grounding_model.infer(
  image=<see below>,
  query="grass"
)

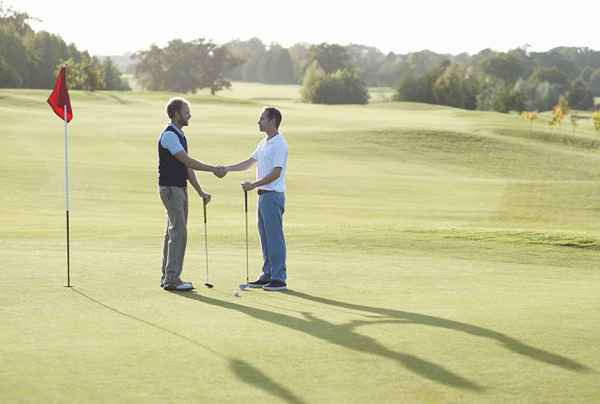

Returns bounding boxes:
[1,87,600,403]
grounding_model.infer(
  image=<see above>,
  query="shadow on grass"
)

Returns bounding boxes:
[71,288,306,404]
[229,359,305,404]
[177,291,485,392]
[284,290,591,373]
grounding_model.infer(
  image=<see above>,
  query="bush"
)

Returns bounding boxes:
[300,61,324,102]
[394,75,433,103]
[302,66,369,105]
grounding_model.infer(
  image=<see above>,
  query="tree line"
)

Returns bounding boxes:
[223,38,449,88]
[394,47,600,112]
[216,38,600,110]
[3,4,600,111]
[0,4,129,90]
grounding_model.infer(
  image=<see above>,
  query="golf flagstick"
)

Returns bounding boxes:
[64,103,71,287]
[203,199,213,288]
[47,66,73,287]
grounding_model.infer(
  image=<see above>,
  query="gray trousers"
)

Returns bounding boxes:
[159,186,188,285]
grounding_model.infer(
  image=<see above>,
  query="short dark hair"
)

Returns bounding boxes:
[166,97,189,119]
[264,107,282,128]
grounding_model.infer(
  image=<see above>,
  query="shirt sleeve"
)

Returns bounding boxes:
[271,142,288,168]
[160,131,184,155]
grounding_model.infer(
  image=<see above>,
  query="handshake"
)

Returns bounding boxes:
[212,165,228,179]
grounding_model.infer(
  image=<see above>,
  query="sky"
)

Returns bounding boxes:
[8,0,599,56]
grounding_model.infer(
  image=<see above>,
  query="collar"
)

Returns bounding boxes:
[266,132,281,143]
[167,123,184,136]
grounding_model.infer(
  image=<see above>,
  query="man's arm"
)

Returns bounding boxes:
[242,167,282,191]
[187,168,211,203]
[174,150,216,172]
[224,158,256,172]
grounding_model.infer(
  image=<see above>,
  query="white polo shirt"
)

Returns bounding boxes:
[251,133,288,192]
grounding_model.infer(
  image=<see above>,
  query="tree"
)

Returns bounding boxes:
[23,30,70,88]
[258,44,295,84]
[394,60,450,104]
[102,58,130,91]
[224,37,266,82]
[481,53,527,84]
[568,79,593,110]
[300,61,325,102]
[376,52,404,87]
[200,44,242,95]
[0,3,35,36]
[61,53,105,91]
[133,44,166,91]
[530,49,577,81]
[0,26,27,87]
[529,66,569,91]
[346,44,386,86]
[590,69,600,97]
[578,66,595,84]
[0,4,130,91]
[288,43,310,83]
[0,55,21,87]
[307,43,351,74]
[432,64,479,109]
[476,78,526,113]
[549,96,569,127]
[134,38,240,94]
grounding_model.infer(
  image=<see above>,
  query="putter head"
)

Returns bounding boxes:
[204,283,214,288]
[239,284,250,291]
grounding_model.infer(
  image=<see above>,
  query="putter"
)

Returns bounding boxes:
[239,190,250,291]
[203,199,213,288]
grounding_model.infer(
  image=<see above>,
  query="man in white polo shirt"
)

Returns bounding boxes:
[222,107,289,291]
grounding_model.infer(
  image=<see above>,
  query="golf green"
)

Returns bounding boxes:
[1,86,599,403]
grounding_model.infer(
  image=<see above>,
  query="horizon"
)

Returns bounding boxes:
[8,0,599,56]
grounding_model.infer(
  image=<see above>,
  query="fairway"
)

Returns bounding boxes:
[1,86,600,403]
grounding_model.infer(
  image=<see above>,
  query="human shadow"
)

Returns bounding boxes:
[284,290,591,373]
[71,288,306,404]
[229,359,306,404]
[177,291,484,392]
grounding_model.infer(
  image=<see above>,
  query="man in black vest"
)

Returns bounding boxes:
[158,97,225,291]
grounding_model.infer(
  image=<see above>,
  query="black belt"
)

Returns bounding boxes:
[257,189,275,195]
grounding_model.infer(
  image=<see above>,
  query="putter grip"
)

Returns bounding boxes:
[203,200,207,223]
[244,190,248,212]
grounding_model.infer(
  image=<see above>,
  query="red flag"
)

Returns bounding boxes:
[47,66,73,122]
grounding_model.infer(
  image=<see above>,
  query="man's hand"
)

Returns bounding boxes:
[213,166,227,179]
[199,191,211,204]
[241,181,255,192]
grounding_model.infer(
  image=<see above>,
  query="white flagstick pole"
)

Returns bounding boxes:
[64,103,71,287]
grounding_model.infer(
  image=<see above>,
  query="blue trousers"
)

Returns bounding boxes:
[257,192,286,282]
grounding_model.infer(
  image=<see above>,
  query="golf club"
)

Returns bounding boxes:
[239,189,250,291]
[203,199,213,288]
